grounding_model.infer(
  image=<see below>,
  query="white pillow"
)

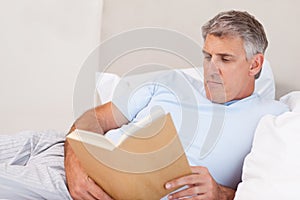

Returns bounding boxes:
[234,92,300,200]
[280,91,300,112]
[255,60,275,100]
[96,72,121,104]
[96,59,275,103]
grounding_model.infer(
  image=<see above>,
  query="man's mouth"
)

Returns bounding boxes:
[206,80,222,85]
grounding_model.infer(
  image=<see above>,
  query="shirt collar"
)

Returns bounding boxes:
[223,99,239,106]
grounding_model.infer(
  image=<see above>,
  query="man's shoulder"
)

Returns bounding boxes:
[230,94,288,116]
[253,95,289,115]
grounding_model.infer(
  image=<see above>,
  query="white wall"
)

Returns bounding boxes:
[0,0,102,134]
[101,0,300,98]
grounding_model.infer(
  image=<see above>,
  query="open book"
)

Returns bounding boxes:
[66,113,191,200]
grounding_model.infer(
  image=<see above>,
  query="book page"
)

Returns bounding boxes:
[67,129,116,151]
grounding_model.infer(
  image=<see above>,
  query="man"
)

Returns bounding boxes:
[65,10,288,200]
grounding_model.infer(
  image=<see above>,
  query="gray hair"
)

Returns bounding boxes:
[202,10,268,78]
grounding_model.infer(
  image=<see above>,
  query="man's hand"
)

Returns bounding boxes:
[165,166,235,200]
[65,103,128,200]
[65,141,113,200]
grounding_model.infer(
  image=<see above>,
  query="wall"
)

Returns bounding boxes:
[0,0,103,134]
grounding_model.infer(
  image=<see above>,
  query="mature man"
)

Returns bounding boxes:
[65,10,288,200]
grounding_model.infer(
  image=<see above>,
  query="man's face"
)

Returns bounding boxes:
[202,34,254,103]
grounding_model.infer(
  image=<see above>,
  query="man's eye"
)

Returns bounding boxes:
[204,56,211,60]
[222,58,230,62]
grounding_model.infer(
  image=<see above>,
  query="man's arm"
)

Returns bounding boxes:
[65,102,128,200]
[165,166,235,200]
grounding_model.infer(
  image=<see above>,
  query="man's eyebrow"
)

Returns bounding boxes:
[202,50,211,56]
[217,53,235,57]
[202,50,235,58]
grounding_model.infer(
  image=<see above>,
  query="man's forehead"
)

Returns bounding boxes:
[202,34,245,55]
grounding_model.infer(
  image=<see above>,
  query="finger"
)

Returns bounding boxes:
[87,176,113,200]
[191,166,208,174]
[70,177,99,200]
[165,174,204,189]
[71,189,97,200]
[168,186,205,200]
[83,191,99,200]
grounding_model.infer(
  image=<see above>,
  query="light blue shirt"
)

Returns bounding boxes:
[107,70,288,190]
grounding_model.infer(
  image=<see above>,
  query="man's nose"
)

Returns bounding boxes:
[206,58,219,73]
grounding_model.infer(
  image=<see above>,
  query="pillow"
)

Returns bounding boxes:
[255,60,275,100]
[96,72,121,104]
[96,59,275,104]
[279,91,300,112]
[234,92,300,200]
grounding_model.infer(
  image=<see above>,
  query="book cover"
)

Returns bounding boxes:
[66,113,191,200]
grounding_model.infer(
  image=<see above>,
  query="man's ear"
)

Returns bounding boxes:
[249,53,264,77]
